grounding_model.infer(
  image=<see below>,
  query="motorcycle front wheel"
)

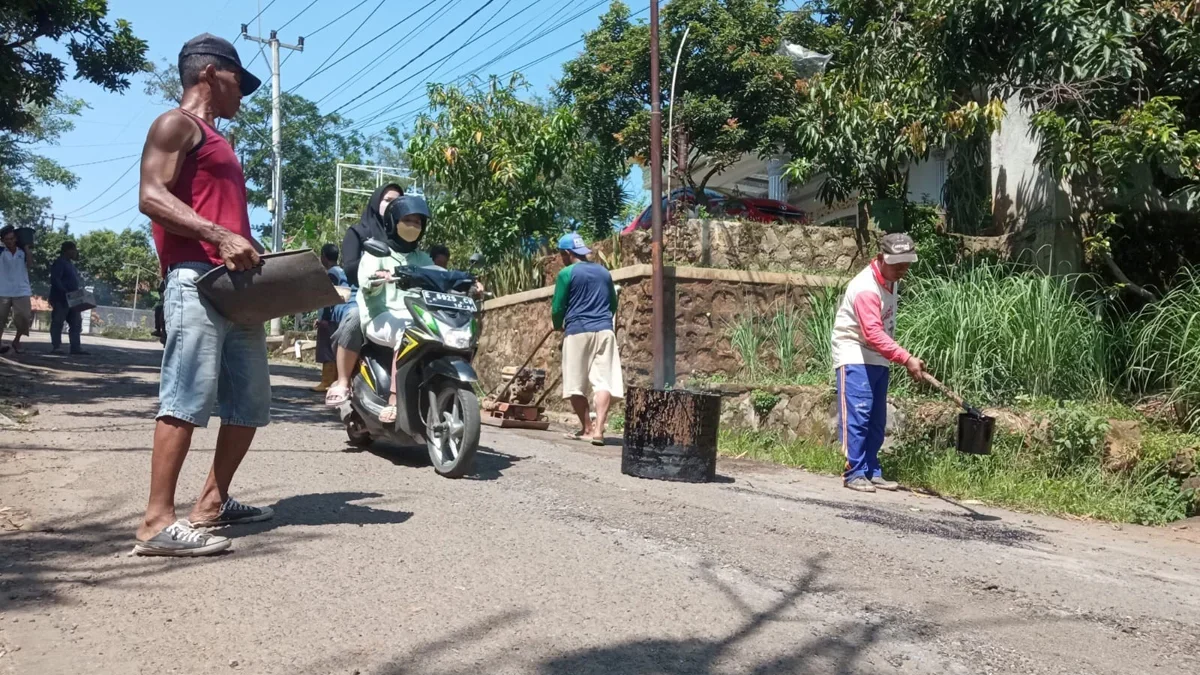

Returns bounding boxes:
[425,381,480,478]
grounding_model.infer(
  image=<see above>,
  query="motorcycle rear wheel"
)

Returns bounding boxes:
[425,382,480,478]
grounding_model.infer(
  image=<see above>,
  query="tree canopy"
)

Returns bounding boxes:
[1,1,146,133]
[406,76,581,261]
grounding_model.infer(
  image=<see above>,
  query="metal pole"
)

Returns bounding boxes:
[269,31,283,336]
[649,0,667,390]
[665,24,691,211]
[334,163,342,237]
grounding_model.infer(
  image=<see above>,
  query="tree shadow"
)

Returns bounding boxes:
[727,486,1042,547]
[0,498,319,611]
[218,491,413,538]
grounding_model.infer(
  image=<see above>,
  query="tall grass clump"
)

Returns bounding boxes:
[770,306,805,378]
[487,250,545,297]
[802,287,841,377]
[727,314,768,381]
[1130,269,1200,431]
[897,262,1114,404]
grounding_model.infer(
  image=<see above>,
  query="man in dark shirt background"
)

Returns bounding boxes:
[551,233,623,446]
[49,241,86,355]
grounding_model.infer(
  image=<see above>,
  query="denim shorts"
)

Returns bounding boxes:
[157,263,271,428]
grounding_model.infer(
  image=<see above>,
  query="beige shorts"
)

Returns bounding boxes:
[562,329,624,400]
[0,296,32,337]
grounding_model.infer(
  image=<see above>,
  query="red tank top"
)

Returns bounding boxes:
[151,109,253,274]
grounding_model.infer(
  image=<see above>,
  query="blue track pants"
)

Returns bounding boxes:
[837,364,890,481]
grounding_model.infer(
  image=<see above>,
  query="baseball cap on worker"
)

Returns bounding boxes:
[557,232,591,256]
[880,233,918,265]
[179,33,262,97]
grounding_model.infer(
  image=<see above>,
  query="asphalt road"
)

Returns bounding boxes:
[1,333,1199,675]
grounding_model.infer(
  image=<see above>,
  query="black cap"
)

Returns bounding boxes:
[179,33,262,97]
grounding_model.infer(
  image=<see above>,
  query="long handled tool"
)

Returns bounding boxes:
[920,371,994,455]
[921,372,982,418]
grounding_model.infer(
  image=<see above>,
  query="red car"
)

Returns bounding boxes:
[718,195,809,224]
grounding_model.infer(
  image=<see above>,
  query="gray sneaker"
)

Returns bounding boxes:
[844,477,877,493]
[133,520,231,557]
[870,476,900,491]
[192,497,274,528]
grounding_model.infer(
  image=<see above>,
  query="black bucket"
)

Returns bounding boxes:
[956,412,995,455]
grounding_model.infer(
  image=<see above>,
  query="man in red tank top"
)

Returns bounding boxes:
[133,35,274,556]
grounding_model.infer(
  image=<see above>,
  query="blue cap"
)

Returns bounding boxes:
[557,232,591,256]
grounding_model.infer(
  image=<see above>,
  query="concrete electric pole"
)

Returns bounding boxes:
[241,25,304,336]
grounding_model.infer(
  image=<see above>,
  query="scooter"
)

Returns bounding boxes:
[338,239,483,478]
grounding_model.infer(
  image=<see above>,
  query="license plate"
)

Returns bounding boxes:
[423,291,475,312]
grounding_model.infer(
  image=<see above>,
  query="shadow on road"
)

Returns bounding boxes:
[0,499,317,610]
[362,444,524,481]
[329,552,939,675]
[222,491,413,538]
[727,486,1042,547]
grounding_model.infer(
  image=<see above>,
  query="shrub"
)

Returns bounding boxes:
[802,287,841,378]
[750,390,781,417]
[1130,269,1200,431]
[896,262,1115,404]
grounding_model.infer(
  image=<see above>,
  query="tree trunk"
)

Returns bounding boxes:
[622,387,722,483]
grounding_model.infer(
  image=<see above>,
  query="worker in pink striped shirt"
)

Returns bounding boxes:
[830,233,925,493]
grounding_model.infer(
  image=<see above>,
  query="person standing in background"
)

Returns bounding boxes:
[551,233,622,447]
[0,225,33,356]
[830,233,925,493]
[313,243,349,393]
[429,244,450,270]
[49,240,87,355]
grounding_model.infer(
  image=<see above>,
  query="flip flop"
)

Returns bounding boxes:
[563,431,587,441]
[591,437,606,447]
[324,385,350,407]
[380,406,397,424]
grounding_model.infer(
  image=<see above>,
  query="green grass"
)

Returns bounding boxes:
[100,326,155,341]
[718,427,1194,525]
[895,262,1115,404]
[1130,269,1200,431]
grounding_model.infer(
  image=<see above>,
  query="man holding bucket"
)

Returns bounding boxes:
[830,233,925,493]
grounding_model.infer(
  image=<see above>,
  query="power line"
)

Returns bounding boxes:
[355,0,624,131]
[339,0,549,121]
[71,202,139,225]
[330,0,500,115]
[314,0,470,107]
[278,0,321,31]
[245,0,279,26]
[62,153,141,168]
[286,0,410,94]
[64,157,140,216]
[305,0,374,37]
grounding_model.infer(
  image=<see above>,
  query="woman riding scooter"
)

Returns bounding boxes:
[357,195,437,423]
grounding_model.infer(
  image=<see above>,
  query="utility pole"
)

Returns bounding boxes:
[649,0,667,390]
[241,25,304,336]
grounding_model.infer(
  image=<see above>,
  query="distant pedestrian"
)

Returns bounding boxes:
[830,233,925,493]
[552,232,622,446]
[0,225,32,356]
[313,243,348,393]
[429,244,450,270]
[133,34,271,556]
[49,240,87,355]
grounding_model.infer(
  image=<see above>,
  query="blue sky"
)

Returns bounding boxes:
[35,0,647,234]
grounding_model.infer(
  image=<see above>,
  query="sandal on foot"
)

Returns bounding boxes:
[132,520,230,557]
[192,498,274,528]
[591,436,606,446]
[324,385,350,407]
[563,431,588,441]
[380,406,397,424]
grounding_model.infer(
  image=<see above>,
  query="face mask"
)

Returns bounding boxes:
[395,220,423,243]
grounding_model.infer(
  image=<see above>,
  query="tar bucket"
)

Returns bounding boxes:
[957,412,995,455]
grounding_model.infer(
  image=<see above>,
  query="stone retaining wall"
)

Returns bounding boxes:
[476,265,845,411]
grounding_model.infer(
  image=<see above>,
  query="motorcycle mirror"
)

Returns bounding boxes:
[468,252,484,268]
[362,238,391,258]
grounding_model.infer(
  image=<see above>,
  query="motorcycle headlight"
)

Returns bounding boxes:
[441,325,473,350]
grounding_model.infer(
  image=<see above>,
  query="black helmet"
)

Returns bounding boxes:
[384,195,430,252]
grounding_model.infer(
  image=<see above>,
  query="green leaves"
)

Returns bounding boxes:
[406,76,580,261]
[1,1,148,133]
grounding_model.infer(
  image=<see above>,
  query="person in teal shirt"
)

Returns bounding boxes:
[357,195,436,423]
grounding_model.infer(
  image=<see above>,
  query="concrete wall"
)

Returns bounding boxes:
[476,265,845,410]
